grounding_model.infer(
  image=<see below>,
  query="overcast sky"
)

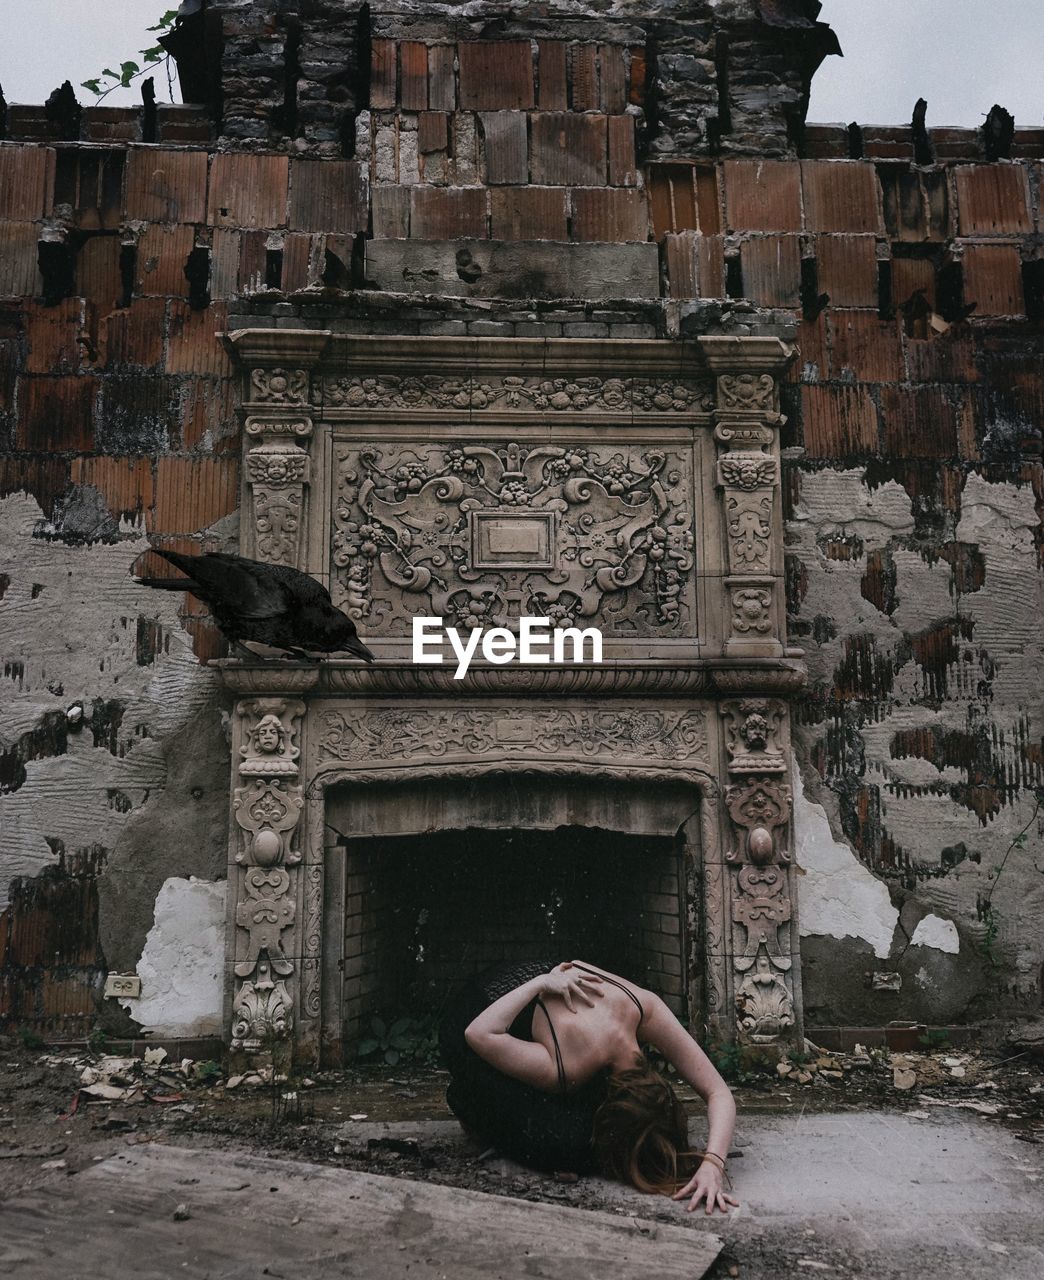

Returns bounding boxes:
[0,1,1040,128]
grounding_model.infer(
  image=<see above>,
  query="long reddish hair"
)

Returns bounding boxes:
[591,1056,699,1194]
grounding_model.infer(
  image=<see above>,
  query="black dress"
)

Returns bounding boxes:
[439,959,611,1173]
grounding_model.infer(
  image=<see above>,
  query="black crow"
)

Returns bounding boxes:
[136,549,374,662]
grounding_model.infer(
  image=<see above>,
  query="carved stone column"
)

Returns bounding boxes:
[719,698,803,1048]
[699,337,793,660]
[226,674,319,1061]
[229,333,330,573]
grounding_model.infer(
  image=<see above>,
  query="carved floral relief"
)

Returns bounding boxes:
[317,706,707,765]
[330,442,697,638]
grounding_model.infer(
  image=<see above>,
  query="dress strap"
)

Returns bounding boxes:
[534,997,568,1093]
[571,962,645,1022]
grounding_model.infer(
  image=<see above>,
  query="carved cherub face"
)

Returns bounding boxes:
[741,713,769,750]
[254,715,285,755]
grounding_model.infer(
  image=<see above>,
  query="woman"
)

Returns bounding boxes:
[439,959,738,1214]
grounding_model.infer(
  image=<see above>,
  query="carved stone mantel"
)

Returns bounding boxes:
[222,331,805,1066]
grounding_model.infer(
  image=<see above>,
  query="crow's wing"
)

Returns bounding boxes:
[175,552,297,619]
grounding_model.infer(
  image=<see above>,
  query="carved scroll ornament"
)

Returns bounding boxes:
[331,442,696,638]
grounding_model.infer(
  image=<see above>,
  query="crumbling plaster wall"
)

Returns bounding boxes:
[788,466,1043,1022]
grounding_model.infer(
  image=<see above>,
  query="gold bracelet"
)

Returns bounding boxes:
[692,1150,732,1190]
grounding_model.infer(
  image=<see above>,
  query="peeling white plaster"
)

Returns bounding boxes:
[794,767,899,959]
[0,493,219,906]
[910,914,960,954]
[791,468,915,549]
[120,876,226,1036]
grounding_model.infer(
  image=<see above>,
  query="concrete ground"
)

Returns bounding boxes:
[1,1108,1041,1279]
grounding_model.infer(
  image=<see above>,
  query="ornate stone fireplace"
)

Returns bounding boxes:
[217,331,805,1067]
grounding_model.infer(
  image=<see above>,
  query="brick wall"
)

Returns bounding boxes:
[1,8,1041,1035]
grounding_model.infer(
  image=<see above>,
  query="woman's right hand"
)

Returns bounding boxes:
[539,962,605,1012]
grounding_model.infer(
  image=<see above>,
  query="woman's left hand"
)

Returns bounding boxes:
[539,963,605,1012]
[672,1161,740,1215]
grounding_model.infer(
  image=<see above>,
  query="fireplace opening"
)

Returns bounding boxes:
[337,823,693,1051]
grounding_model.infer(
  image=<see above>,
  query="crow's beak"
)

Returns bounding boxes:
[342,637,375,663]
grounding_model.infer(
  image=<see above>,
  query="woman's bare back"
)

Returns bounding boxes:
[529,962,646,1089]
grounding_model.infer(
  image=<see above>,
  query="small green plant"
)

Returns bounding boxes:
[17,1025,45,1051]
[917,1028,951,1051]
[786,1047,813,1067]
[81,11,178,100]
[357,1014,439,1067]
[194,1059,224,1085]
[709,1040,769,1087]
[86,1026,108,1055]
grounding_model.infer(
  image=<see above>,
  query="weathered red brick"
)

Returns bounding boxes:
[371,40,397,110]
[724,160,802,233]
[208,154,289,228]
[53,148,125,232]
[829,311,905,382]
[571,44,599,112]
[16,376,96,451]
[458,42,534,110]
[801,161,882,233]
[571,188,648,242]
[0,223,42,296]
[76,236,124,311]
[664,232,725,299]
[599,45,627,114]
[71,455,154,519]
[879,386,959,458]
[490,187,568,240]
[530,113,606,186]
[181,378,237,451]
[905,329,979,385]
[410,187,487,238]
[100,299,167,369]
[166,301,232,377]
[281,234,314,291]
[152,456,240,534]
[0,146,54,221]
[955,164,1032,234]
[400,41,429,111]
[890,256,936,309]
[124,147,208,223]
[428,45,456,112]
[608,115,637,187]
[739,237,802,307]
[372,187,411,238]
[628,47,646,107]
[135,224,196,298]
[801,385,878,457]
[961,244,1025,316]
[289,160,368,233]
[537,41,568,110]
[24,299,84,375]
[418,112,449,154]
[481,113,529,185]
[790,315,829,382]
[0,455,69,514]
[84,107,140,144]
[815,235,879,308]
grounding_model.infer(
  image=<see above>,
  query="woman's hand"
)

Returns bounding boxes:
[672,1160,740,1215]
[539,962,605,1012]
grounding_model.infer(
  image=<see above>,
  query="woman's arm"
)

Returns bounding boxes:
[638,991,739,1214]
[464,965,604,1090]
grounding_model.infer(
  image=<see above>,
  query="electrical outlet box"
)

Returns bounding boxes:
[104,973,142,999]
